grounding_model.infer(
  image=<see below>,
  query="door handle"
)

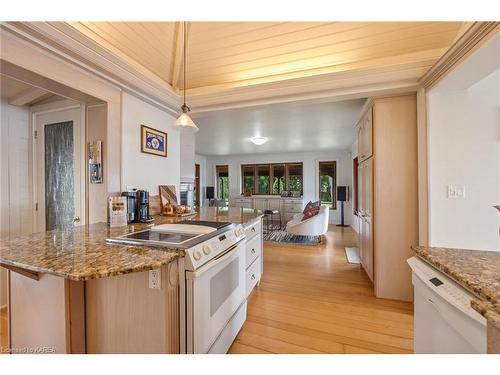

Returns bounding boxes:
[73,216,80,224]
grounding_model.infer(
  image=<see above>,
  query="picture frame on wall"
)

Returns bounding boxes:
[141,124,167,157]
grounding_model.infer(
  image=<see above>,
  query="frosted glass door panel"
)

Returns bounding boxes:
[44,121,75,231]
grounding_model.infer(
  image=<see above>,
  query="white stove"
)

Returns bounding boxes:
[107,220,248,354]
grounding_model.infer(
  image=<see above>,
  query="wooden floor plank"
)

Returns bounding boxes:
[229,225,414,354]
[228,342,273,354]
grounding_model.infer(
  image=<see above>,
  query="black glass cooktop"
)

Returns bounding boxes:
[176,220,231,229]
[123,230,200,244]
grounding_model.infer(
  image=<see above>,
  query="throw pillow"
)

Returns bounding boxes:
[302,206,320,221]
[302,201,313,214]
[311,200,321,208]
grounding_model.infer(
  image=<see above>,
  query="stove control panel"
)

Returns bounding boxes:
[184,224,246,271]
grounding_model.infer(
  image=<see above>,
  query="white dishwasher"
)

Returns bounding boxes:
[407,257,486,354]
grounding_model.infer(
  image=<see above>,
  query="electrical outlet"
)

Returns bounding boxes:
[447,185,466,199]
[149,269,161,290]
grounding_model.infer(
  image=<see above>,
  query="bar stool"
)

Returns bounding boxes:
[264,209,281,233]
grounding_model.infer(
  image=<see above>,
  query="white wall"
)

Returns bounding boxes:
[180,131,195,182]
[428,70,500,251]
[205,150,354,225]
[87,104,108,223]
[0,100,32,307]
[121,92,180,195]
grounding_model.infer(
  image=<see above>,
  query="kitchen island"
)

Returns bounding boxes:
[0,207,263,354]
[413,246,500,354]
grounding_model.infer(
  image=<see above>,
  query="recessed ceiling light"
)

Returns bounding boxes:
[251,136,268,146]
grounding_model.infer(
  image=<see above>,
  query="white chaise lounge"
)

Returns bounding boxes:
[286,205,330,236]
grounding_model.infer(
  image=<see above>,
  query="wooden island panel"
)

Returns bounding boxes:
[86,260,180,354]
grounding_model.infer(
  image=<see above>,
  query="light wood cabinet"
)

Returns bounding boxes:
[358,108,373,162]
[358,158,373,281]
[356,95,418,302]
[359,215,373,281]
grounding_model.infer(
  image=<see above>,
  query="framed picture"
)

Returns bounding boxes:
[141,124,167,157]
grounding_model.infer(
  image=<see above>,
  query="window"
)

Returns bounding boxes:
[271,164,285,195]
[318,161,337,209]
[216,165,229,201]
[287,163,303,194]
[241,163,303,195]
[242,165,255,195]
[256,165,270,194]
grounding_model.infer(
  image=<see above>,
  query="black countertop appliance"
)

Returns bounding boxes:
[122,191,137,223]
[122,190,153,223]
[136,190,154,223]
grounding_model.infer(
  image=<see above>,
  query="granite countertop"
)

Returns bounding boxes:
[0,207,263,281]
[413,246,500,329]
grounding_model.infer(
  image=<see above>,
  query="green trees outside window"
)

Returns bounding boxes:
[318,161,336,209]
[216,165,230,202]
[241,163,303,195]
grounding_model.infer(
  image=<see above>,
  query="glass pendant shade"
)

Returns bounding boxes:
[174,111,199,132]
[173,21,199,132]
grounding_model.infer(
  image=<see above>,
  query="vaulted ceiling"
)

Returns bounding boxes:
[68,21,466,94]
[2,21,470,113]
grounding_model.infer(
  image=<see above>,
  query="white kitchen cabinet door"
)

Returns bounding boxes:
[253,198,268,212]
[267,199,281,211]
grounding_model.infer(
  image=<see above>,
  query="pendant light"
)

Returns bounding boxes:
[174,21,199,132]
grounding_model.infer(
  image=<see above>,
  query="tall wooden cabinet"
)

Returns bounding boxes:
[358,157,373,281]
[356,95,418,302]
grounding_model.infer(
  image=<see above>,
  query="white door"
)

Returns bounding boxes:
[34,106,85,231]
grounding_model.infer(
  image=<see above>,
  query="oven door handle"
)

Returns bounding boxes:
[186,241,244,279]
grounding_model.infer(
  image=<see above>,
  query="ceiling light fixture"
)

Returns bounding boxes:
[174,22,198,132]
[251,136,268,146]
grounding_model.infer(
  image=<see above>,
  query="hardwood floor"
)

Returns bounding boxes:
[229,225,414,354]
[0,307,7,354]
[0,226,413,354]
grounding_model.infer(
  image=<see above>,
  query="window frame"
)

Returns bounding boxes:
[240,162,303,196]
[318,161,337,210]
[215,165,229,201]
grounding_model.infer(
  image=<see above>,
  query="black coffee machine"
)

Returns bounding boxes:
[136,190,153,223]
[122,190,153,223]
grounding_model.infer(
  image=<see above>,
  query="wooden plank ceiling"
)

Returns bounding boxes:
[68,22,466,94]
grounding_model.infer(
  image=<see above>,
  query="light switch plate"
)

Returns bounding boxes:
[447,185,466,199]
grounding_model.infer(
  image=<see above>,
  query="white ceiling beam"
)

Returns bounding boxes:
[171,22,191,91]
[9,86,48,106]
[170,22,182,90]
[3,22,181,115]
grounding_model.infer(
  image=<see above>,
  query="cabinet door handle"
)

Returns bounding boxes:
[251,227,256,232]
[251,274,256,280]
[251,248,256,254]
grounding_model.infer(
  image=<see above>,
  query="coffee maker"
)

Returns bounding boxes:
[122,191,137,223]
[122,190,153,223]
[136,190,153,223]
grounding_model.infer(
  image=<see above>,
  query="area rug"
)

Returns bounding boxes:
[345,247,360,264]
[263,230,322,246]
